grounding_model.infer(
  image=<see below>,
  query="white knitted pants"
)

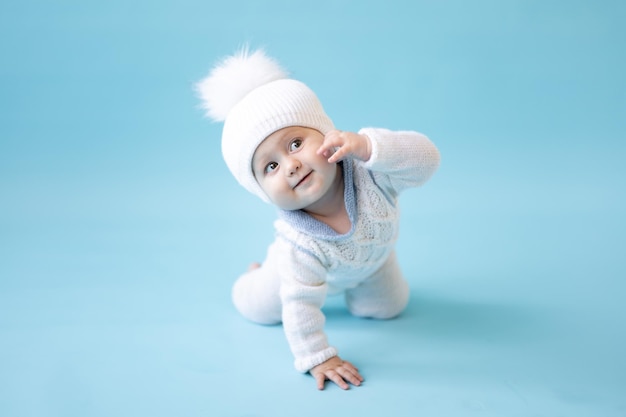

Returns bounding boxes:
[231,251,409,325]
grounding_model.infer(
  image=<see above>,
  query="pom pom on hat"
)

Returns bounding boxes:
[196,48,288,122]
[196,47,335,202]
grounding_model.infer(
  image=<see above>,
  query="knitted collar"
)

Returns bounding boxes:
[278,160,357,240]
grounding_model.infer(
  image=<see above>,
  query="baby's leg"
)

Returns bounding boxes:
[231,261,282,325]
[345,251,410,319]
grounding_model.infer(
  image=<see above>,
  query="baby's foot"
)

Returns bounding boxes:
[248,262,261,271]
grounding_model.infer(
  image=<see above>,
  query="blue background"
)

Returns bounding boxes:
[1,0,625,416]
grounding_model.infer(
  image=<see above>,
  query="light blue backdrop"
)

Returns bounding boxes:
[1,1,625,416]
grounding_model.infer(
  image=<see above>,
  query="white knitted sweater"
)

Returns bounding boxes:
[268,127,440,372]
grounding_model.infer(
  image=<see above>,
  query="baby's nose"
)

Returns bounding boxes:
[285,158,301,176]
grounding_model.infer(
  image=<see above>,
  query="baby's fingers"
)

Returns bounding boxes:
[314,372,327,390]
[325,370,350,390]
[336,366,363,387]
[318,147,335,160]
[327,146,350,164]
[317,130,342,157]
[342,360,361,375]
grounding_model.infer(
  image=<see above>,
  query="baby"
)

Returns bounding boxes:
[197,48,440,390]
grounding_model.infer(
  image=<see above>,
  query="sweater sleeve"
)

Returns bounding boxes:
[358,127,440,197]
[276,238,338,373]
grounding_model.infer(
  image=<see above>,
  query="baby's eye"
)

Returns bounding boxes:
[289,138,303,152]
[264,161,278,174]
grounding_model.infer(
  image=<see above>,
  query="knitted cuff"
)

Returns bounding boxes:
[358,127,381,170]
[294,346,339,373]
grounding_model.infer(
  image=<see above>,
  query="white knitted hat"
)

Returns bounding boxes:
[196,48,335,202]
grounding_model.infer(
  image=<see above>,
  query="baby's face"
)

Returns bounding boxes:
[252,126,340,211]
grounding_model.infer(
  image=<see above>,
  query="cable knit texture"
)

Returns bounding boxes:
[231,127,440,372]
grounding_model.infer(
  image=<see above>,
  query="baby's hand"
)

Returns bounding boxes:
[309,356,364,390]
[317,130,371,163]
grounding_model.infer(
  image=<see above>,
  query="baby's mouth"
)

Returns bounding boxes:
[294,171,312,189]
